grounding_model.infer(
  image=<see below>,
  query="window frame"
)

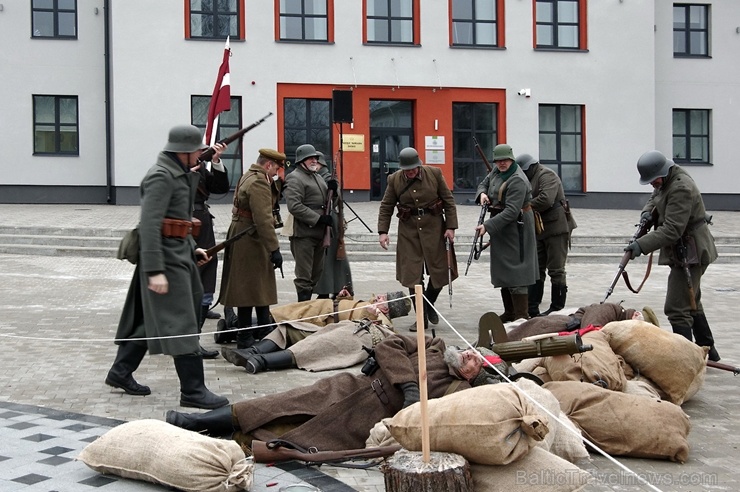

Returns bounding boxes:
[363,0,420,46]
[672,108,711,165]
[282,98,333,172]
[672,3,710,58]
[449,0,505,48]
[191,95,243,188]
[452,102,499,191]
[538,104,585,194]
[534,0,588,51]
[32,95,79,156]
[276,0,334,43]
[31,0,78,39]
[185,0,245,40]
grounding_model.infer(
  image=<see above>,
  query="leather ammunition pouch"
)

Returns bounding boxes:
[395,205,412,221]
[162,218,201,239]
[426,198,444,216]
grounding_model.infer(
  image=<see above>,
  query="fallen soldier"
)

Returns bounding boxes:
[221,291,412,373]
[167,334,487,452]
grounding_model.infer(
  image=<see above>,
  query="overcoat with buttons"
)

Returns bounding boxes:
[115,152,202,356]
[377,166,458,288]
[284,165,330,239]
[527,163,576,240]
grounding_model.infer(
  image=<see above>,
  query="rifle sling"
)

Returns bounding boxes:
[620,251,654,294]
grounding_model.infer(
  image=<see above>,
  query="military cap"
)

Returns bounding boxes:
[259,148,287,166]
[641,306,660,327]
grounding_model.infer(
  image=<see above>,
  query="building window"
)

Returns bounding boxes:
[283,99,332,170]
[673,109,710,164]
[33,95,79,155]
[452,103,498,191]
[673,4,709,57]
[192,95,243,187]
[365,0,418,45]
[187,0,241,39]
[32,0,77,38]
[535,0,586,50]
[278,0,331,42]
[451,0,501,47]
[539,104,583,193]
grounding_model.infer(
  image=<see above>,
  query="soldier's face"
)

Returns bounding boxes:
[650,177,664,189]
[495,159,513,173]
[403,167,420,179]
[303,157,321,173]
[457,350,484,381]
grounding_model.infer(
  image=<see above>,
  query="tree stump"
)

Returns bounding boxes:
[382,449,472,492]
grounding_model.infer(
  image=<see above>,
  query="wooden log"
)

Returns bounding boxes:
[382,449,472,492]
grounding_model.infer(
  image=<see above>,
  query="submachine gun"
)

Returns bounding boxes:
[602,209,655,304]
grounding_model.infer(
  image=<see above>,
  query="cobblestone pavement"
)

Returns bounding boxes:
[0,203,739,492]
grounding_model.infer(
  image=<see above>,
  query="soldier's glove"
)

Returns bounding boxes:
[640,211,653,223]
[327,179,339,192]
[624,241,642,260]
[317,214,333,227]
[270,249,283,270]
[399,382,420,408]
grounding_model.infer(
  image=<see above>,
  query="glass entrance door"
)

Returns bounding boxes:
[369,100,413,200]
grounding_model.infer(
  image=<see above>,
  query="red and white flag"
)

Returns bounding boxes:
[203,37,231,147]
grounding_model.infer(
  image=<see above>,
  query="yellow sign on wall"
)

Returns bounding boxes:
[342,134,365,152]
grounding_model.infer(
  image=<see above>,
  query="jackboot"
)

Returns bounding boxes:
[671,324,693,342]
[691,313,720,361]
[165,405,235,436]
[198,305,219,359]
[214,307,238,344]
[236,307,256,350]
[221,339,281,367]
[499,289,516,322]
[173,355,229,409]
[246,350,296,374]
[105,342,151,396]
[539,283,567,317]
[407,287,429,332]
[528,280,544,318]
[253,305,276,340]
[297,290,313,302]
[424,285,443,325]
[511,293,530,321]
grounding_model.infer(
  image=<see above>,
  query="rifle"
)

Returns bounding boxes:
[602,209,655,303]
[251,439,401,465]
[322,159,339,250]
[707,360,740,376]
[204,226,252,257]
[197,112,273,163]
[676,238,698,311]
[465,205,489,275]
[472,137,493,173]
[446,237,453,308]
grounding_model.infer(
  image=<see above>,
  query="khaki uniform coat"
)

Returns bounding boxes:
[527,163,576,240]
[377,166,458,288]
[232,335,470,451]
[220,164,280,307]
[476,165,538,288]
[115,152,202,356]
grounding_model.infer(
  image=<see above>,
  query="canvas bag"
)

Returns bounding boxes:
[116,227,139,264]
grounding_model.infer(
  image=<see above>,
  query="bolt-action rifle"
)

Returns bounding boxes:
[465,205,489,276]
[252,439,401,465]
[602,209,656,303]
[197,112,273,163]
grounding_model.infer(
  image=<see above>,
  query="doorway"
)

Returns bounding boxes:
[369,100,414,200]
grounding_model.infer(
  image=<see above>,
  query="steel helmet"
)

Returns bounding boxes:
[295,144,320,165]
[637,150,674,185]
[316,151,328,167]
[515,153,538,171]
[492,144,515,162]
[398,147,422,170]
[163,125,208,153]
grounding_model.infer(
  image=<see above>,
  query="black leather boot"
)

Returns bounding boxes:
[511,293,530,321]
[214,306,238,344]
[297,290,313,302]
[198,305,220,359]
[165,405,236,436]
[236,307,256,350]
[499,288,516,322]
[221,339,280,367]
[246,350,296,374]
[173,355,229,409]
[528,280,544,317]
[424,285,443,325]
[540,284,567,316]
[105,342,151,396]
[672,324,693,342]
[691,313,720,361]
[253,305,276,340]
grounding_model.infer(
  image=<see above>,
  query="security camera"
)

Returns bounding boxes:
[517,89,527,96]
[517,88,531,97]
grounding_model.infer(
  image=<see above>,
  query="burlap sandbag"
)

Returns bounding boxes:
[543,331,627,391]
[77,420,251,492]
[470,447,592,492]
[389,384,549,465]
[544,381,691,463]
[365,418,398,448]
[601,319,707,405]
[550,411,590,464]
[623,378,662,400]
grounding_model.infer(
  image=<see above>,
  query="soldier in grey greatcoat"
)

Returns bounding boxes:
[105,125,228,410]
[284,144,338,301]
[377,147,458,331]
[516,154,577,317]
[625,150,720,361]
[220,148,286,349]
[475,144,538,322]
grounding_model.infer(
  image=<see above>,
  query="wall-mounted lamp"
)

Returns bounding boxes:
[517,88,531,98]
[434,119,439,131]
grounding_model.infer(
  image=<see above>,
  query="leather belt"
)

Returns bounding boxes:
[231,206,253,219]
[162,217,201,239]
[409,207,433,216]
